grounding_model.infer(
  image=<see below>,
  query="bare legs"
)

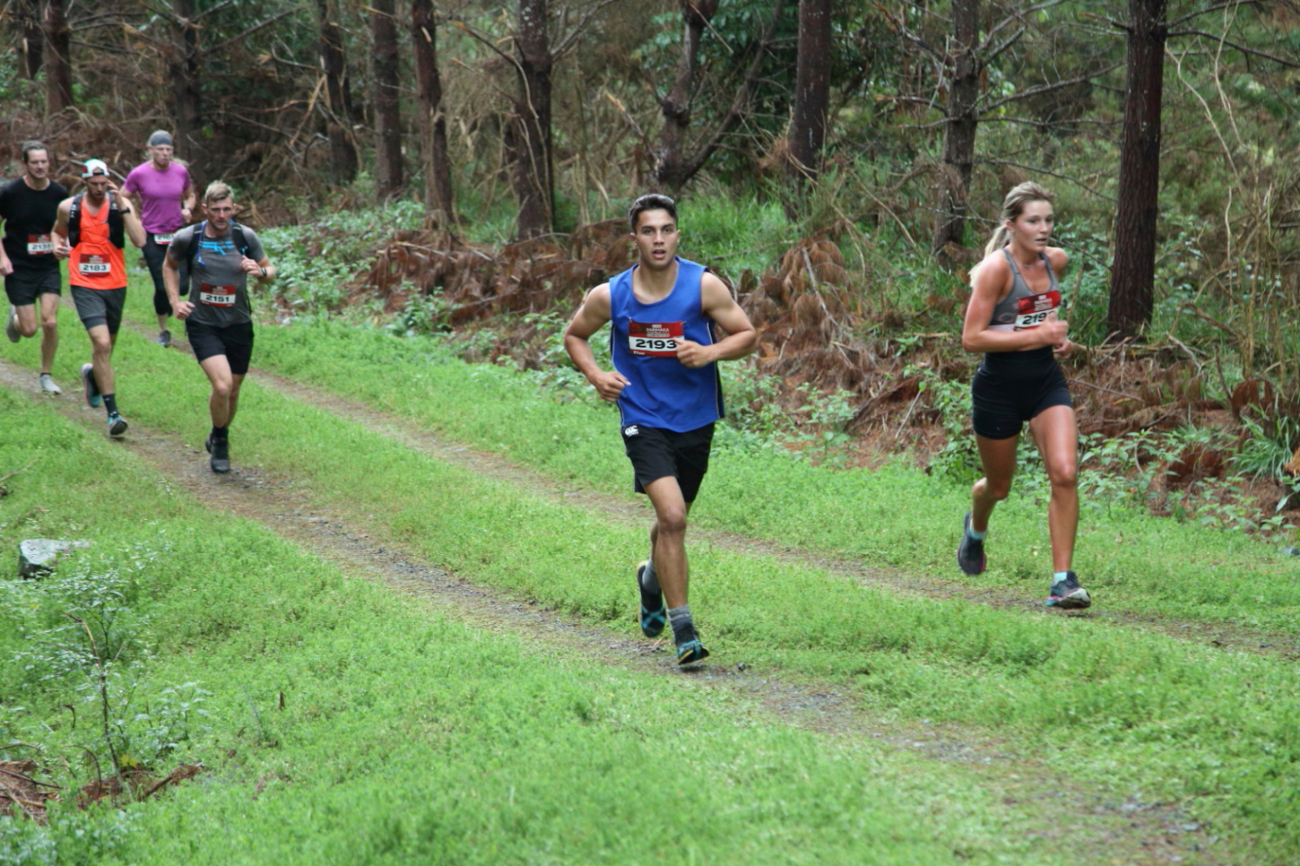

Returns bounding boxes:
[86,324,117,395]
[970,404,1078,572]
[643,476,693,610]
[13,293,60,374]
[197,354,244,429]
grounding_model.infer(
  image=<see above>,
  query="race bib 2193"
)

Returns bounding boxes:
[628,320,684,357]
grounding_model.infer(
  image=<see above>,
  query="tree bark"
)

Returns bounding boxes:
[1108,0,1167,338]
[42,0,73,115]
[931,0,981,265]
[656,0,719,191]
[17,0,43,78]
[412,0,455,224]
[317,0,357,184]
[787,0,832,187]
[371,0,404,200]
[171,0,202,160]
[512,0,553,238]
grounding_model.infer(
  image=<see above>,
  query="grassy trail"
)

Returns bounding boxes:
[1,280,1297,862]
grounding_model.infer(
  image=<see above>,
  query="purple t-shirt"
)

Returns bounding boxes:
[122,161,191,234]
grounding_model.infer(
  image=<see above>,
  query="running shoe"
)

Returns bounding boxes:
[206,434,230,474]
[80,363,101,408]
[674,623,710,666]
[637,560,666,638]
[39,373,61,395]
[957,511,986,576]
[106,412,128,438]
[158,329,171,348]
[1046,572,1091,609]
[5,306,18,343]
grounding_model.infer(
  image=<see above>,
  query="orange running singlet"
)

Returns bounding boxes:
[71,199,126,290]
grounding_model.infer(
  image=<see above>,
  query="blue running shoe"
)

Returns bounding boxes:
[637,560,666,638]
[957,511,985,576]
[106,412,127,438]
[674,623,710,665]
[81,363,101,408]
[1046,572,1091,609]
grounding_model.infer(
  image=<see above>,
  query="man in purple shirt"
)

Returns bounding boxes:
[123,130,195,347]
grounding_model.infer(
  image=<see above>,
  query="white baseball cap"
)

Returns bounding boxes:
[81,159,109,178]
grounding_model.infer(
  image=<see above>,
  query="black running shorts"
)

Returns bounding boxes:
[186,319,255,375]
[71,286,126,334]
[971,358,1073,440]
[4,268,61,306]
[621,422,715,503]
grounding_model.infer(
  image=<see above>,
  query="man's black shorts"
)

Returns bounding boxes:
[621,422,714,503]
[186,319,255,375]
[71,286,125,334]
[971,360,1073,440]
[4,268,61,306]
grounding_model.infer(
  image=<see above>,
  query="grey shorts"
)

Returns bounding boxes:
[71,285,127,333]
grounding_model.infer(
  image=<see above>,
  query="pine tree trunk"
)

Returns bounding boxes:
[412,0,454,224]
[1108,0,1167,338]
[42,0,73,115]
[171,0,202,160]
[318,0,357,184]
[932,0,981,266]
[371,0,404,200]
[513,0,553,238]
[787,0,832,188]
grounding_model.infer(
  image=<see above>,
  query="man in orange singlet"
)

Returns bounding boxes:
[51,159,145,437]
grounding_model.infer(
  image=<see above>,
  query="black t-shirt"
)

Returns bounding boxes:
[0,177,68,272]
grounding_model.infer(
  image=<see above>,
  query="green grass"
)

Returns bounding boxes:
[2,386,1109,866]
[5,294,1300,860]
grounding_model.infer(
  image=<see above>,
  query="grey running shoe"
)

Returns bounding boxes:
[1046,572,1091,609]
[39,373,61,395]
[957,512,986,576]
[5,306,18,343]
[107,412,128,438]
[158,329,172,348]
[206,434,231,474]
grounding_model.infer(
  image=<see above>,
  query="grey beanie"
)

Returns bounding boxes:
[148,130,174,147]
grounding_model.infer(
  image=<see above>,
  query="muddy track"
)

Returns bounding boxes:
[0,348,1230,864]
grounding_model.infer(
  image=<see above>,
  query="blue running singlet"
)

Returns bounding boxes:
[609,257,725,432]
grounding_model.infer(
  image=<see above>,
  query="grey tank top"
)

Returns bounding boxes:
[987,248,1061,333]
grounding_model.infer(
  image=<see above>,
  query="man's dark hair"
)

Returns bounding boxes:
[20,141,48,163]
[628,194,678,232]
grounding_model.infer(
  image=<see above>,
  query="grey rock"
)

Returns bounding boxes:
[18,539,90,578]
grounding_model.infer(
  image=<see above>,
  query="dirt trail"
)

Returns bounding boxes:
[0,353,1230,864]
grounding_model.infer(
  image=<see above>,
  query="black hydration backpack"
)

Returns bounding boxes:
[67,193,125,248]
[183,220,250,270]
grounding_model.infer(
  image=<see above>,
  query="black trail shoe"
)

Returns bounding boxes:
[957,512,986,576]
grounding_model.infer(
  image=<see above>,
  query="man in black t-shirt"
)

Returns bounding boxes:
[0,140,69,394]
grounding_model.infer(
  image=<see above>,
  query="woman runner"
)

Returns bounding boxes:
[956,181,1090,609]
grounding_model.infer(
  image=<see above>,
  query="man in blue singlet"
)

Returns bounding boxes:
[564,194,757,665]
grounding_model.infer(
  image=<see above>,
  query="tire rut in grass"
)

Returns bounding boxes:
[0,355,1222,865]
